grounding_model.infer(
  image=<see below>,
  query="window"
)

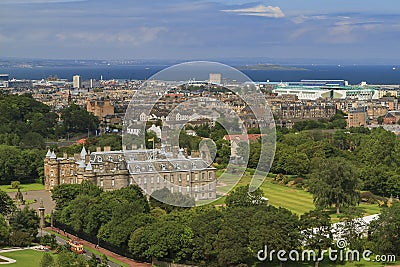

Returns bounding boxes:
[186,174,190,181]
[50,180,54,186]
[151,176,154,184]
[209,183,213,190]
[202,184,205,191]
[163,175,167,183]
[209,192,212,198]
[61,178,65,184]
[170,175,174,183]
[148,165,154,171]
[186,186,190,194]
[178,174,182,182]
[50,171,54,177]
[97,156,102,162]
[100,179,104,187]
[111,178,115,187]
[70,170,74,175]
[135,166,141,173]
[144,177,147,184]
[202,173,205,180]
[195,174,198,180]
[202,193,205,198]
[157,176,160,183]
[61,170,65,176]
[70,178,73,184]
[178,187,182,193]
[209,172,213,179]
[170,186,174,193]
[194,185,198,192]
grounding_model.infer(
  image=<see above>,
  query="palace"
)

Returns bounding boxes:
[44,146,217,201]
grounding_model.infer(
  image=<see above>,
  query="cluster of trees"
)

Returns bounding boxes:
[40,247,109,267]
[241,126,400,198]
[0,190,39,247]
[55,103,99,138]
[0,145,45,184]
[50,182,400,266]
[0,93,101,184]
[292,111,347,132]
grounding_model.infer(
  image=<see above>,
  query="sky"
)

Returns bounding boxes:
[1,0,400,63]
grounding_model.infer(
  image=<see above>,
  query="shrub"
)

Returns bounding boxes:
[11,181,20,189]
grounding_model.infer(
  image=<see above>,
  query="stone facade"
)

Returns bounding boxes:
[44,147,217,201]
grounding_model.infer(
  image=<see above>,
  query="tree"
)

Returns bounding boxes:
[300,210,333,267]
[215,207,254,266]
[150,188,195,212]
[61,103,99,135]
[369,202,400,255]
[0,190,16,215]
[309,157,361,214]
[249,206,300,267]
[40,253,54,267]
[225,185,266,208]
[0,214,10,246]
[9,206,40,244]
[190,207,223,266]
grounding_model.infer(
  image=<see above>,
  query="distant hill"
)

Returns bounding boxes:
[237,64,307,71]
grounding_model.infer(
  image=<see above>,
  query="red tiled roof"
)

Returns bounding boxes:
[224,134,262,141]
[77,138,86,144]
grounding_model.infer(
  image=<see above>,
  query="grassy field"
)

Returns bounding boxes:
[214,171,382,220]
[0,249,46,267]
[0,183,44,193]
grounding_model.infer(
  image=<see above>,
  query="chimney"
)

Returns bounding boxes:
[96,147,101,152]
[132,144,137,150]
[104,146,111,152]
[63,153,68,159]
[122,145,127,151]
[85,154,90,164]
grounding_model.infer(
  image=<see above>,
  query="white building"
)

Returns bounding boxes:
[73,75,82,89]
[209,73,222,84]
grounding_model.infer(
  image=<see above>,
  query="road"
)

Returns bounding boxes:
[40,230,121,267]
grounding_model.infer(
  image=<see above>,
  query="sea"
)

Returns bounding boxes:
[1,64,400,85]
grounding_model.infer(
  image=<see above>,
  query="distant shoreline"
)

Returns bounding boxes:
[236,64,308,71]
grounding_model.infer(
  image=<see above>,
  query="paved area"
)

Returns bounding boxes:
[7,190,55,213]
[44,228,151,267]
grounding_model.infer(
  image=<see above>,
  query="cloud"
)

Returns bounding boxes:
[222,5,285,18]
[292,15,328,24]
[55,27,168,46]
[0,0,85,4]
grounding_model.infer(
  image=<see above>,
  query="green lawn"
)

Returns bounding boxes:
[0,249,46,267]
[214,171,382,220]
[0,183,44,193]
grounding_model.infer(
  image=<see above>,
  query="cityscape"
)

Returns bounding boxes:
[1,0,400,267]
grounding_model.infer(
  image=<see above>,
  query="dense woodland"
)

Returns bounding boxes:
[46,182,400,266]
[0,93,99,185]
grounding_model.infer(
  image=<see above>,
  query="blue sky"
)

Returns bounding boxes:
[1,0,400,62]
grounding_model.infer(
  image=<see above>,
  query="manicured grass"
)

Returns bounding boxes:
[0,249,47,267]
[46,229,130,267]
[0,183,44,193]
[215,170,382,219]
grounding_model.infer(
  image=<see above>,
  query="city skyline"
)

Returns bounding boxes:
[1,0,400,63]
